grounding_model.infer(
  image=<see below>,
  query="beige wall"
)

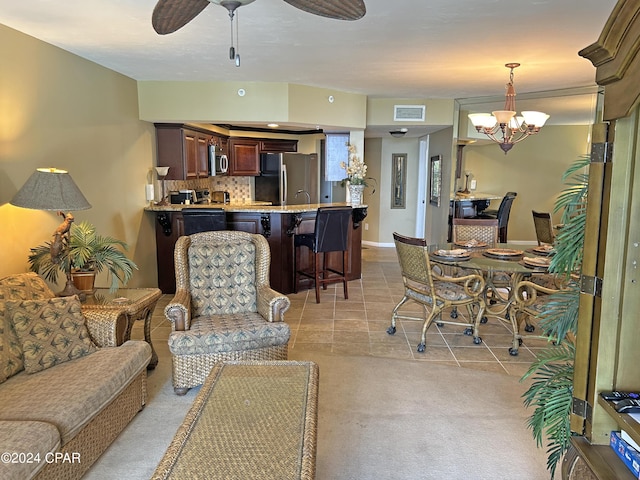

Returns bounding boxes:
[0,25,158,289]
[462,124,592,241]
[426,127,456,244]
[139,81,367,129]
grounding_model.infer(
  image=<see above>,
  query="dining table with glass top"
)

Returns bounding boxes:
[428,242,554,355]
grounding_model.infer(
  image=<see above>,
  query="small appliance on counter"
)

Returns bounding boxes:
[170,189,210,205]
[211,191,230,204]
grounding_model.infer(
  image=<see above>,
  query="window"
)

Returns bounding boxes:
[325,133,349,181]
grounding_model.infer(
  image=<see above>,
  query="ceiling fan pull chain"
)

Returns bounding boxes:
[229,10,235,60]
[235,11,240,67]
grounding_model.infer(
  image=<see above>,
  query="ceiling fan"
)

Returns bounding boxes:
[152,0,366,66]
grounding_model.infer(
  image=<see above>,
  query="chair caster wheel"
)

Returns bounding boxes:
[436,322,444,327]
[463,327,473,336]
[450,310,458,319]
[417,343,426,353]
[518,338,523,346]
[473,336,482,345]
[387,326,396,335]
[509,347,519,356]
[480,316,488,324]
[524,324,535,333]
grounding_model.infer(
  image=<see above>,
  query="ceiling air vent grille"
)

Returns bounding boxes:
[394,105,425,121]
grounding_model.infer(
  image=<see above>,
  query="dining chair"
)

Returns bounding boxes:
[387,232,486,353]
[293,206,352,303]
[532,210,555,245]
[452,218,499,246]
[477,192,517,243]
[509,275,572,351]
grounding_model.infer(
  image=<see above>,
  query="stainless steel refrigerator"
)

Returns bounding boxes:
[254,153,319,205]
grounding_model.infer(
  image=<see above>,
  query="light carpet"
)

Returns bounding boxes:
[85,350,549,479]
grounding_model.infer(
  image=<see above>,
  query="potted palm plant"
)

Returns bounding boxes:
[520,155,589,478]
[28,220,137,293]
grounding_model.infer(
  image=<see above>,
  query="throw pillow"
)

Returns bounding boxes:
[7,295,97,374]
[0,273,55,383]
[0,288,24,383]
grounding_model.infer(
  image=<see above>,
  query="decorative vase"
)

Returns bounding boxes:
[348,184,365,205]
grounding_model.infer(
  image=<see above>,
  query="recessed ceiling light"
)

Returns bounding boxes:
[267,123,279,128]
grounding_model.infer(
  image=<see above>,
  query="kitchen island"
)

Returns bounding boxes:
[145,203,367,294]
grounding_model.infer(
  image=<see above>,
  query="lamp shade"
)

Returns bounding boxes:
[10,168,91,211]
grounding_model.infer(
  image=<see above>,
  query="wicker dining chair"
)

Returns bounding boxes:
[387,232,486,353]
[164,230,291,395]
[508,275,572,354]
[532,210,555,245]
[452,218,499,246]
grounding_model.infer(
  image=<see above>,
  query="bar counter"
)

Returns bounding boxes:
[145,202,368,294]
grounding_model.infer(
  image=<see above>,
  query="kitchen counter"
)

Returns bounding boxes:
[147,202,368,294]
[145,201,366,213]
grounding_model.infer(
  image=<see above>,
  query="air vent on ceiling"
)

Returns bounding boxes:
[394,105,425,121]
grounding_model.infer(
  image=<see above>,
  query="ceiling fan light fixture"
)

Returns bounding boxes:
[467,63,549,154]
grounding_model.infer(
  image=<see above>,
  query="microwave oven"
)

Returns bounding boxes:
[208,145,228,176]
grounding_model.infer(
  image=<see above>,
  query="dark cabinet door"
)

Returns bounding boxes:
[196,134,210,178]
[259,139,298,153]
[184,133,198,179]
[229,138,260,176]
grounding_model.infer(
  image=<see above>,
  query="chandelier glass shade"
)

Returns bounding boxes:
[468,63,549,154]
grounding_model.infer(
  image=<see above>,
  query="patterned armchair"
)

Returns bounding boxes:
[164,231,291,395]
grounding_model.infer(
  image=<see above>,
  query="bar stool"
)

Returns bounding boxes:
[476,192,517,243]
[182,208,226,235]
[294,206,352,303]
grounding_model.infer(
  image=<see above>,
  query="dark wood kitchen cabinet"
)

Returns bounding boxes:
[155,124,215,180]
[228,138,260,176]
[227,137,299,176]
[259,139,298,153]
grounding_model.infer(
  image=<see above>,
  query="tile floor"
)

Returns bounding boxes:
[142,245,550,379]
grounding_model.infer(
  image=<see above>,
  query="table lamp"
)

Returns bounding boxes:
[155,166,170,205]
[11,168,92,297]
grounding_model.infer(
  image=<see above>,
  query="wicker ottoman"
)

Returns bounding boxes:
[152,360,319,480]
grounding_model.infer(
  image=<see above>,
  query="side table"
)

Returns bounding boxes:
[82,287,162,369]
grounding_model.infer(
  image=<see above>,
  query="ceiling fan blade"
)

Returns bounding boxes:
[282,0,366,21]
[152,0,212,35]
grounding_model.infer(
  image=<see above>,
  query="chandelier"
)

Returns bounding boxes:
[468,63,549,154]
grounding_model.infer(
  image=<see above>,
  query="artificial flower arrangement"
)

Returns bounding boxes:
[340,144,369,186]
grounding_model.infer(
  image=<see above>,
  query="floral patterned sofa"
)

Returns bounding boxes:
[0,273,151,480]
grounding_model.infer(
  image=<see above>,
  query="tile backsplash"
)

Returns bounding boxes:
[162,176,252,203]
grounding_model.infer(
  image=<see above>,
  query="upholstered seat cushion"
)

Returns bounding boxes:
[525,294,556,315]
[0,420,61,480]
[168,313,291,356]
[405,280,471,304]
[0,341,151,445]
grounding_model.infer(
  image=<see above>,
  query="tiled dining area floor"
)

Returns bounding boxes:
[146,245,549,379]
